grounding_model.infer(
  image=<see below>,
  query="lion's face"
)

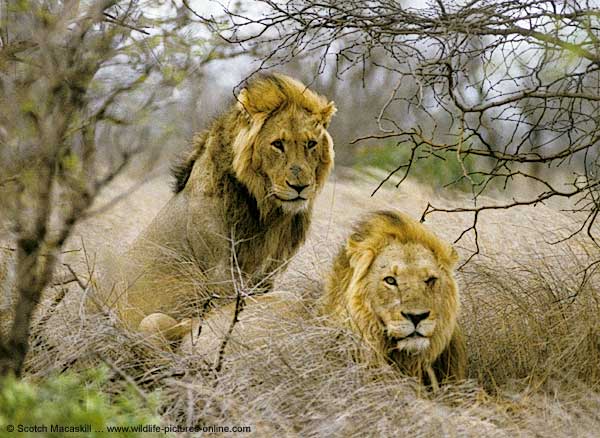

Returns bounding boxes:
[323,210,464,380]
[253,109,332,213]
[362,241,458,358]
[231,74,335,217]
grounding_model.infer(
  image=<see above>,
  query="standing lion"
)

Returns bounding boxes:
[99,74,336,336]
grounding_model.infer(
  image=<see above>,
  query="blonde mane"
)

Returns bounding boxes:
[321,210,465,384]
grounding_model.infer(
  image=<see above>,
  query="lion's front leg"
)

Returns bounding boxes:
[138,313,194,347]
[249,259,288,295]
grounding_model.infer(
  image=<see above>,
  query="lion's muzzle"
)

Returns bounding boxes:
[286,181,309,195]
[386,309,436,354]
[273,180,314,212]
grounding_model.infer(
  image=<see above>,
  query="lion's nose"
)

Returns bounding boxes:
[402,311,430,326]
[286,181,309,194]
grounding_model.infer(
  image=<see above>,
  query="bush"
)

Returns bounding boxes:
[0,366,163,437]
[355,142,487,192]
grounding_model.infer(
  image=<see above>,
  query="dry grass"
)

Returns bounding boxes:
[13,169,600,437]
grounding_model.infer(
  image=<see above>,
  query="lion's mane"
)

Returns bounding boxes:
[181,210,465,387]
[321,210,466,384]
[103,73,336,331]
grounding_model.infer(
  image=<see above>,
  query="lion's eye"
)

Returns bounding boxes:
[307,139,318,149]
[271,140,285,152]
[425,276,438,287]
[383,276,397,286]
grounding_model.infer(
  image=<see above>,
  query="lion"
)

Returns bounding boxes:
[98,73,336,337]
[180,210,466,389]
[320,210,466,388]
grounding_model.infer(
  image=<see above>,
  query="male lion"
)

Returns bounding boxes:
[321,210,466,388]
[181,210,466,389]
[101,74,336,337]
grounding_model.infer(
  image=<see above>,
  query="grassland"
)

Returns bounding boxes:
[4,167,600,437]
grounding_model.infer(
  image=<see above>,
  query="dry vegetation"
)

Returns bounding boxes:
[17,168,600,437]
[2,1,599,435]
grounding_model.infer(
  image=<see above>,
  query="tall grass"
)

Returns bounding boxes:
[462,247,600,392]
[4,174,599,437]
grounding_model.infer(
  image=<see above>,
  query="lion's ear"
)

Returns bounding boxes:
[348,249,375,292]
[237,88,260,119]
[320,101,337,127]
[237,87,278,119]
[447,246,459,269]
[237,79,287,118]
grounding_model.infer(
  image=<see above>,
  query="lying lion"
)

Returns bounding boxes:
[98,74,336,336]
[180,210,466,389]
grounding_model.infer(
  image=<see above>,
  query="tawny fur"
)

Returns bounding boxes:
[98,74,336,333]
[181,210,466,386]
[321,210,466,384]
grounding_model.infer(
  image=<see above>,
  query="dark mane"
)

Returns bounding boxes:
[170,156,193,193]
[170,131,208,193]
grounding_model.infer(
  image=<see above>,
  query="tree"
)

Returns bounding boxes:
[189,0,600,262]
[0,0,224,376]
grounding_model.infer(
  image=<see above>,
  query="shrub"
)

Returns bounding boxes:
[0,366,163,437]
[355,142,487,192]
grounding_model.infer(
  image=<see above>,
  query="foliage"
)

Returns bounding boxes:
[355,142,487,192]
[0,366,163,437]
[0,0,235,377]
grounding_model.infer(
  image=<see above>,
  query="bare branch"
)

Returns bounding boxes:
[203,0,600,260]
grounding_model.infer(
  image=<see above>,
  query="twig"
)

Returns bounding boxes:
[96,354,149,402]
[213,231,248,374]
[61,263,87,291]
